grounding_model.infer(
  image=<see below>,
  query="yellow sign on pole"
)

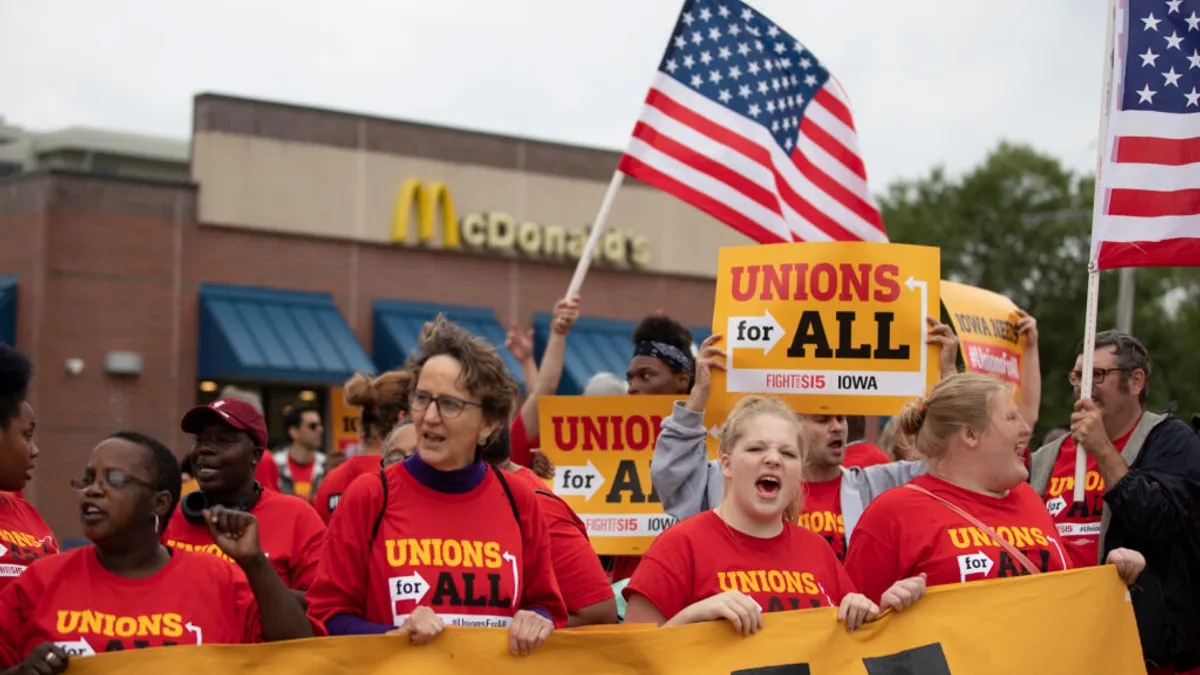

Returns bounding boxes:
[328,387,363,457]
[940,280,1026,401]
[711,242,941,417]
[537,395,720,556]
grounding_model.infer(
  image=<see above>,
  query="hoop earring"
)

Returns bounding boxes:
[153,514,160,533]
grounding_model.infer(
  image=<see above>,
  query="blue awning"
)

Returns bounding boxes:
[198,283,374,383]
[533,316,715,395]
[0,276,15,346]
[372,300,526,391]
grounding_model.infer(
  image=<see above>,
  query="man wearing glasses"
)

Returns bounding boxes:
[273,405,326,500]
[1029,330,1200,673]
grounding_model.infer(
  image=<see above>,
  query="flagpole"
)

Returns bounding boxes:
[566,170,626,299]
[1075,0,1119,504]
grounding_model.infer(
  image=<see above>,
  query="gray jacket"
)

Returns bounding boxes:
[1028,411,1167,565]
[651,402,927,547]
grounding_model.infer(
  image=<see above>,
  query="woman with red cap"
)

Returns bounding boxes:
[162,398,326,594]
[0,346,57,596]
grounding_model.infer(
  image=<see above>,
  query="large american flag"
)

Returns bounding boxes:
[618,0,887,244]
[1093,0,1200,268]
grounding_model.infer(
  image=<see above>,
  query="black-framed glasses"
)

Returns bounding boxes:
[71,468,155,492]
[410,389,482,420]
[1068,367,1131,387]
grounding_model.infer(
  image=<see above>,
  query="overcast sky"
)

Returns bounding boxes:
[1,0,1105,189]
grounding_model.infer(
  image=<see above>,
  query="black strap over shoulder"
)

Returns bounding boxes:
[370,468,389,545]
[491,464,521,526]
[369,464,521,546]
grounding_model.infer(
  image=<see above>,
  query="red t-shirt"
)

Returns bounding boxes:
[844,442,891,468]
[510,465,546,490]
[0,493,58,595]
[307,462,567,630]
[536,491,613,613]
[0,547,262,665]
[510,415,538,468]
[1043,428,1132,569]
[845,474,1069,603]
[798,477,846,561]
[313,455,383,524]
[624,510,855,618]
[288,457,316,499]
[255,459,281,493]
[610,556,641,583]
[162,490,326,591]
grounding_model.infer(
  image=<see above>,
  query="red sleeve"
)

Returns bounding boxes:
[306,470,383,628]
[312,470,339,524]
[0,564,39,667]
[511,480,567,627]
[227,565,265,643]
[289,501,328,591]
[843,503,903,604]
[538,495,614,612]
[622,530,693,620]
[510,416,535,468]
[256,457,281,493]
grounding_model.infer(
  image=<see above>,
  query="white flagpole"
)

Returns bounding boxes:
[1075,0,1120,503]
[566,170,626,299]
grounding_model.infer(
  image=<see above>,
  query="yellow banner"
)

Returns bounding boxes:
[68,567,1142,675]
[939,281,1026,402]
[537,395,720,556]
[328,387,363,456]
[711,242,941,417]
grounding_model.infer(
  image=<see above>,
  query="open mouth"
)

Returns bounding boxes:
[195,465,221,480]
[421,431,447,448]
[755,475,781,500]
[81,503,107,524]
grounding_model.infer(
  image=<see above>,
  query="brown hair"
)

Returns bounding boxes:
[343,370,411,444]
[718,395,805,522]
[897,373,1009,460]
[406,315,517,424]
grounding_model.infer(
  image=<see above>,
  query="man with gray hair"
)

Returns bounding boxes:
[1029,330,1200,671]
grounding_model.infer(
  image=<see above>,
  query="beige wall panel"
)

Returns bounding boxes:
[193,131,755,277]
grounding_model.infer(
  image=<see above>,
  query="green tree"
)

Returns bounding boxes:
[879,142,1200,438]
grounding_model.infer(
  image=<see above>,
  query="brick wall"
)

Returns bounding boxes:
[0,171,716,537]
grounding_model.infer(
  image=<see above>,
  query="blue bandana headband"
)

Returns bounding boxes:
[634,340,695,377]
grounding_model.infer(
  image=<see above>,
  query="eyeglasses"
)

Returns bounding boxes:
[71,468,155,492]
[1068,367,1131,387]
[410,389,482,420]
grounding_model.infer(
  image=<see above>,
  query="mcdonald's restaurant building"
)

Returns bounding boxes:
[0,93,754,536]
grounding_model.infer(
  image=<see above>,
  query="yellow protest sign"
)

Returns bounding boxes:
[537,395,720,556]
[67,567,1143,675]
[940,281,1026,400]
[328,387,363,456]
[711,242,941,416]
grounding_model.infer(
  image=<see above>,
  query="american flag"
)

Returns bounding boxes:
[618,0,887,244]
[1093,0,1200,268]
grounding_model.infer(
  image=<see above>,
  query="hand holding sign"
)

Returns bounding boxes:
[687,334,727,414]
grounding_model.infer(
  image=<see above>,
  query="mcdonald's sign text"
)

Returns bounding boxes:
[390,179,651,267]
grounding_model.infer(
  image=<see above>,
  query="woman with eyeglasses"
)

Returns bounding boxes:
[162,399,326,594]
[313,370,411,524]
[307,315,567,657]
[0,346,58,597]
[0,431,312,673]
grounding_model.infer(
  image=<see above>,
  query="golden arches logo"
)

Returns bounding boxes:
[390,179,460,247]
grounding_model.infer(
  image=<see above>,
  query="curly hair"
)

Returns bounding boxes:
[406,315,517,424]
[0,345,32,429]
[343,370,411,443]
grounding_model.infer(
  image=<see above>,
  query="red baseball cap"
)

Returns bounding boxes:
[181,398,269,449]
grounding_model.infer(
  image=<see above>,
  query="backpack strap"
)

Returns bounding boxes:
[491,464,521,526]
[903,484,1042,576]
[369,468,389,546]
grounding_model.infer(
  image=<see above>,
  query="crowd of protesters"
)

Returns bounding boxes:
[0,292,1197,675]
